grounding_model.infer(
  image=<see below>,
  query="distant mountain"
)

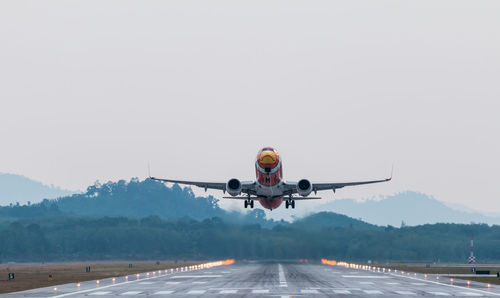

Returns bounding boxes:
[291,211,380,231]
[0,173,75,206]
[310,191,500,226]
[0,178,281,226]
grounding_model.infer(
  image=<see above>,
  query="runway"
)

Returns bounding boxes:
[5,262,500,297]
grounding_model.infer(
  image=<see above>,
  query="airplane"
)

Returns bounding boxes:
[150,147,392,210]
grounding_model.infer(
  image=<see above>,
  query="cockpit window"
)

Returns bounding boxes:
[262,148,274,152]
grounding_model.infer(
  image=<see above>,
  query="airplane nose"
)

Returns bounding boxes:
[260,151,277,165]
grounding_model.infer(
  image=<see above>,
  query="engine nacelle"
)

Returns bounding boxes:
[226,178,242,196]
[297,179,312,197]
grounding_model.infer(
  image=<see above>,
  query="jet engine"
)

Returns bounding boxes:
[297,179,312,197]
[226,178,242,196]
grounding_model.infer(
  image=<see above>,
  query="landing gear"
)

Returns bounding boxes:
[285,200,295,209]
[244,200,254,209]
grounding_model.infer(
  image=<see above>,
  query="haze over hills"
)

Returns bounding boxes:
[1,177,499,262]
[1,174,499,227]
[0,173,75,206]
[306,191,500,227]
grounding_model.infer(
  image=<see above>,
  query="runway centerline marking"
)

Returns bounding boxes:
[278,264,287,287]
[363,290,383,294]
[428,292,451,296]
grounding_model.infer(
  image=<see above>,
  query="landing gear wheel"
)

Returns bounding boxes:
[249,200,254,208]
[244,200,248,208]
[291,200,295,209]
[285,201,289,209]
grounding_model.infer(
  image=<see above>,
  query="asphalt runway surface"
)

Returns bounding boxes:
[5,262,500,297]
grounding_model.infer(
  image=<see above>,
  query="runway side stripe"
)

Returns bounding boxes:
[388,273,500,296]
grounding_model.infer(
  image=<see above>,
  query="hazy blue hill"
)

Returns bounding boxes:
[291,211,380,231]
[313,191,500,226]
[0,173,75,206]
[0,178,278,226]
[54,178,229,220]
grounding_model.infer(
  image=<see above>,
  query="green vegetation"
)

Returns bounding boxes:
[0,214,499,262]
[0,179,499,263]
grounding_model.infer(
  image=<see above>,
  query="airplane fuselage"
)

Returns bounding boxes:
[254,147,285,209]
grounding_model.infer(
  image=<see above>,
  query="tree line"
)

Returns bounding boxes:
[0,213,498,263]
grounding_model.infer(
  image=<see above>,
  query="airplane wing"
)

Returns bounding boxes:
[311,177,391,192]
[149,177,256,194]
[283,177,391,196]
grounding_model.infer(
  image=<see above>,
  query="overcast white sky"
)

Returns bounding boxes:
[1,0,499,213]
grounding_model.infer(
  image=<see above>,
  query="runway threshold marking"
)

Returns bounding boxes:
[51,267,218,297]
[333,290,351,294]
[394,290,416,295]
[278,264,287,287]
[187,290,206,294]
[428,292,451,296]
[342,275,389,278]
[153,291,174,295]
[363,290,383,294]
[253,289,270,293]
[170,275,222,278]
[301,289,319,293]
[120,291,142,295]
[219,290,238,294]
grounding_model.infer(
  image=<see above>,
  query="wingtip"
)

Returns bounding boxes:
[388,164,394,181]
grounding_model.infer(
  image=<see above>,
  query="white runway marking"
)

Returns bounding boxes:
[333,290,351,294]
[428,292,451,296]
[363,290,383,294]
[219,290,238,294]
[301,289,319,293]
[459,293,484,296]
[411,282,426,285]
[278,264,287,287]
[187,290,206,294]
[120,291,142,295]
[252,289,270,293]
[139,282,154,284]
[192,281,207,284]
[342,275,390,278]
[386,282,400,285]
[153,291,174,295]
[170,275,222,278]
[360,281,374,284]
[395,290,416,295]
[165,281,180,284]
[389,272,500,296]
[88,292,112,296]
